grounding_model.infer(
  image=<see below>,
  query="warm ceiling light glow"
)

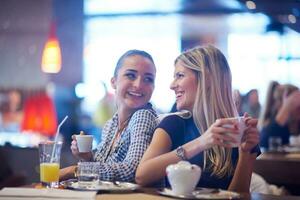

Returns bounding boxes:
[41,22,62,73]
[288,14,297,24]
[246,1,256,10]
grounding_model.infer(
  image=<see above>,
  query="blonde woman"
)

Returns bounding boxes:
[259,83,300,149]
[136,45,260,192]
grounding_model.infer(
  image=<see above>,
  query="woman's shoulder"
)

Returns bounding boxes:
[131,107,157,120]
[127,107,158,130]
[158,110,192,125]
[157,112,189,133]
[160,114,184,124]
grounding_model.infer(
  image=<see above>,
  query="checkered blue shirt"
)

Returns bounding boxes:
[93,105,157,182]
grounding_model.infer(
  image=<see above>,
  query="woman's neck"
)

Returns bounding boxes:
[117,107,135,127]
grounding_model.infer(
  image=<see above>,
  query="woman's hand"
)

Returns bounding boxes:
[59,165,77,181]
[240,113,259,153]
[282,90,300,112]
[199,118,240,150]
[70,135,93,161]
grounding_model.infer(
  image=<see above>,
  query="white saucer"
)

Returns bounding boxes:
[158,188,195,199]
[61,179,140,192]
[158,188,241,199]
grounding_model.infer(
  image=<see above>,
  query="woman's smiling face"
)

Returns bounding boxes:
[170,60,198,111]
[111,55,156,112]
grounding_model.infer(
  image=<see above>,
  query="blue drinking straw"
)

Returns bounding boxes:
[50,115,68,163]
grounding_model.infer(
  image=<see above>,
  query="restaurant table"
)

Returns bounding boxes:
[95,188,300,200]
[253,152,300,195]
[4,183,299,200]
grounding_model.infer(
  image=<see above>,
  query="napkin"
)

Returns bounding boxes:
[0,187,96,200]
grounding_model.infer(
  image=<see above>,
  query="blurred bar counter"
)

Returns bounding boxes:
[254,152,300,195]
[0,131,48,148]
[0,132,77,185]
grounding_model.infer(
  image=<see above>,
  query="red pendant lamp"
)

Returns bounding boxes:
[41,21,62,73]
[21,91,57,136]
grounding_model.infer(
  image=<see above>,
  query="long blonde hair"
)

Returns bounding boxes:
[175,45,238,177]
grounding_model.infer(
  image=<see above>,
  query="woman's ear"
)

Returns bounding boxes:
[111,77,116,89]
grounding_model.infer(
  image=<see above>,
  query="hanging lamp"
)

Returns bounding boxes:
[41,21,62,73]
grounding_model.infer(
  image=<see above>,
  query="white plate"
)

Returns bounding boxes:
[61,179,140,192]
[158,188,241,199]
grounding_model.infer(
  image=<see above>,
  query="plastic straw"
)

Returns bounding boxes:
[50,115,68,162]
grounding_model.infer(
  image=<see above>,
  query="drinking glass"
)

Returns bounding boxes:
[268,136,282,152]
[77,162,100,187]
[39,141,62,188]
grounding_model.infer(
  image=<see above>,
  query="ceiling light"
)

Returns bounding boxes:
[41,22,62,74]
[288,14,297,24]
[246,1,256,10]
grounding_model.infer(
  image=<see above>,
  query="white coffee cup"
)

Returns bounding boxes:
[223,117,246,147]
[76,135,93,152]
[166,161,201,195]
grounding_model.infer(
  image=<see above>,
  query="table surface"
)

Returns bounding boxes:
[257,151,300,160]
[16,182,300,200]
[94,189,300,200]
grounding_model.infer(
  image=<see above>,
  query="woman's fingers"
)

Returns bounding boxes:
[70,138,79,153]
[215,118,239,127]
[243,112,249,118]
[212,126,239,135]
[245,118,258,127]
[205,129,238,146]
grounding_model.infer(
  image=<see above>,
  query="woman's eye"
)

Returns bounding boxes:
[125,73,136,80]
[144,77,154,83]
[175,73,184,79]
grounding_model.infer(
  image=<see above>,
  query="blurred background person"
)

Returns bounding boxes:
[0,89,23,132]
[233,89,243,116]
[92,81,116,129]
[242,89,261,119]
[259,82,300,150]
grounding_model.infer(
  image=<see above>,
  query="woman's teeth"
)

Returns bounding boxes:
[128,91,142,97]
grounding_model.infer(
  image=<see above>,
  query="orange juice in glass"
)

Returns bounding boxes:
[39,141,62,188]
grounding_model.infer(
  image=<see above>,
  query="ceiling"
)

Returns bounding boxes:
[180,0,300,33]
[236,0,300,33]
[85,0,300,33]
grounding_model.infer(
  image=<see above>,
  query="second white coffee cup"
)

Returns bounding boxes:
[76,135,93,152]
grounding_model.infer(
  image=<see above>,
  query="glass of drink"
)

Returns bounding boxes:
[39,141,62,188]
[77,162,100,188]
[268,136,282,152]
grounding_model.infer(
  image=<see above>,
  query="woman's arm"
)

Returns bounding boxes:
[135,128,176,185]
[59,116,112,180]
[59,165,77,181]
[276,90,300,126]
[136,117,239,186]
[228,116,259,193]
[228,151,256,193]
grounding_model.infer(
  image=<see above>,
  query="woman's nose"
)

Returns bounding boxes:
[170,79,177,90]
[133,77,143,88]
